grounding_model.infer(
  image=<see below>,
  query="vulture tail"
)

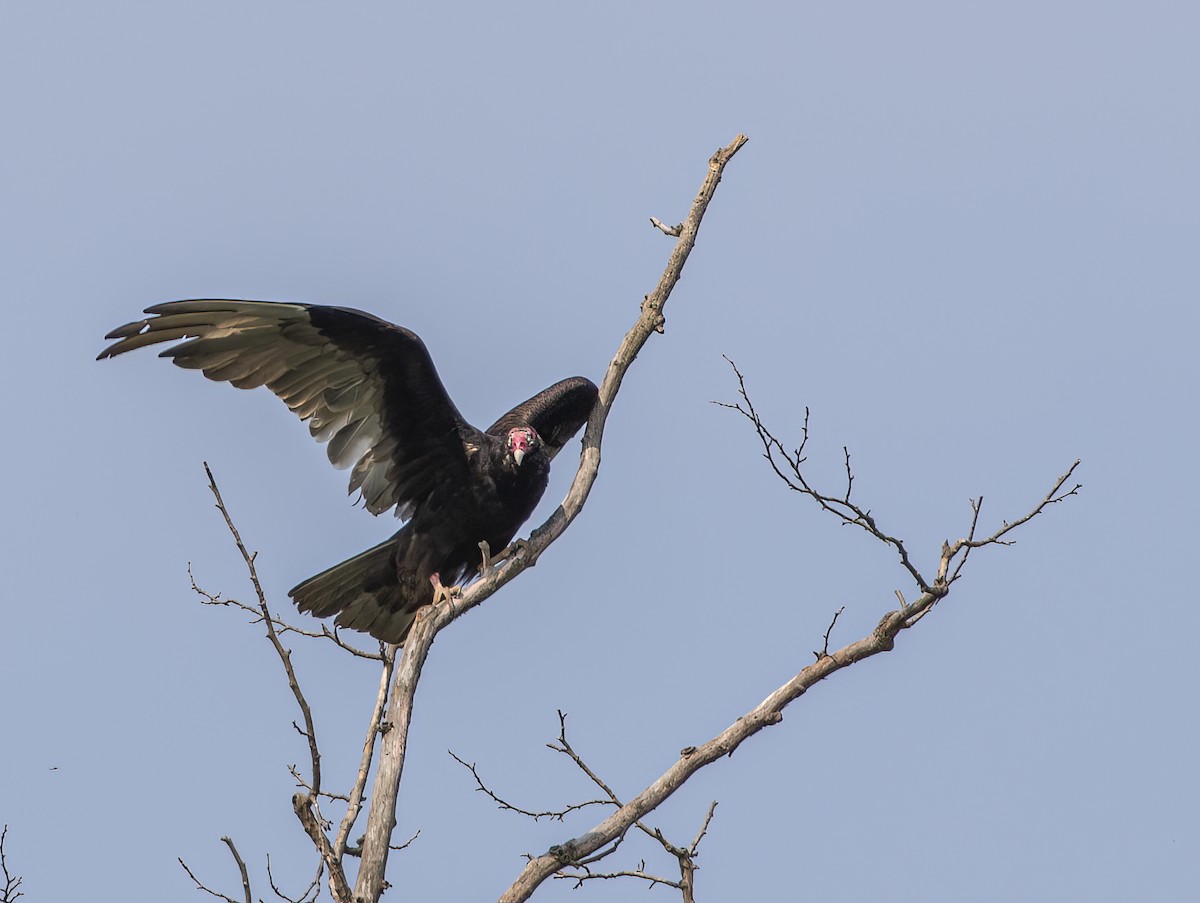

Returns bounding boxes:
[289,530,424,645]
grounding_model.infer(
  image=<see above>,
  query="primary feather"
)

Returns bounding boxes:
[99,299,598,643]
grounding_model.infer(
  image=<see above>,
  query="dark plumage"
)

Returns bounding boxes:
[99,300,598,643]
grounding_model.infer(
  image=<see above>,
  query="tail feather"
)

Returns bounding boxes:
[289,532,422,644]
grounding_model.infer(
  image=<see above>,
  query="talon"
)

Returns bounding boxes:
[429,572,461,606]
[498,538,531,563]
[478,540,492,571]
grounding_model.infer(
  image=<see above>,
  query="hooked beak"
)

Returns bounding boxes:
[513,447,526,466]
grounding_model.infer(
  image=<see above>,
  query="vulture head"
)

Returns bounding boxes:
[507,426,542,467]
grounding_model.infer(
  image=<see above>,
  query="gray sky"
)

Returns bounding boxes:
[3,2,1197,900]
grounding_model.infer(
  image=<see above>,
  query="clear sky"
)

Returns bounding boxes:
[3,2,1197,900]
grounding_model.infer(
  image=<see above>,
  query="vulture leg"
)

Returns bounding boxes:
[498,538,531,564]
[429,572,460,608]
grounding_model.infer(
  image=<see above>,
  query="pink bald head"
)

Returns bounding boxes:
[507,427,541,466]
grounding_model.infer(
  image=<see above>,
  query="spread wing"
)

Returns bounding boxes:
[98,299,480,518]
[486,376,599,460]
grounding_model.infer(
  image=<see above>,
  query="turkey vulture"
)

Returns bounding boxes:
[99,300,598,644]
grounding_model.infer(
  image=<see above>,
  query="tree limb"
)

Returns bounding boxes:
[178,836,251,903]
[352,133,749,903]
[448,750,611,822]
[497,448,1079,902]
[0,827,23,903]
[202,466,353,901]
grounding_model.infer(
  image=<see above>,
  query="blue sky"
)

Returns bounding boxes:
[3,2,1197,900]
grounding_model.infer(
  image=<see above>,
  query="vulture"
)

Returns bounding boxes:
[99,300,599,644]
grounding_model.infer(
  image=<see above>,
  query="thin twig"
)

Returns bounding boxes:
[0,827,23,903]
[390,829,421,853]
[448,750,611,821]
[546,711,626,811]
[178,836,251,903]
[203,464,352,901]
[555,862,680,892]
[189,565,383,661]
[816,607,845,658]
[689,801,719,856]
[266,853,322,903]
[716,357,932,592]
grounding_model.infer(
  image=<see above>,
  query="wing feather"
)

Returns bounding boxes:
[99,299,478,517]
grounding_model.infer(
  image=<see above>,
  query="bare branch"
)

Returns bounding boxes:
[948,496,987,582]
[189,565,383,661]
[266,854,321,903]
[353,133,749,903]
[335,644,396,858]
[289,764,349,802]
[449,750,611,821]
[203,464,352,901]
[546,712,663,848]
[959,461,1081,551]
[816,607,845,659]
[937,459,1082,589]
[390,829,421,852]
[649,216,683,236]
[555,861,681,893]
[222,838,251,903]
[0,827,23,903]
[553,800,718,902]
[204,466,323,793]
[688,800,719,856]
[499,461,1078,902]
[716,357,933,592]
[546,711,626,811]
[452,711,720,900]
[178,836,251,903]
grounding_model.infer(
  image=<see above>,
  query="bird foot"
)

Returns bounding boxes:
[429,572,462,607]
[480,538,531,572]
[497,538,531,565]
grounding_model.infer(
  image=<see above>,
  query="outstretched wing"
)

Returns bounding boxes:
[99,299,479,517]
[486,376,598,460]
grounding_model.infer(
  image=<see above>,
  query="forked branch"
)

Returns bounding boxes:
[498,369,1080,902]
[452,714,719,901]
[186,136,748,903]
[716,357,1081,595]
[178,836,251,903]
[199,467,354,901]
[0,827,23,903]
[352,133,749,903]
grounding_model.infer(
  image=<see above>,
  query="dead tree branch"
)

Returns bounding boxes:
[351,133,749,903]
[188,565,383,661]
[180,136,745,902]
[715,358,1081,595]
[553,798,718,901]
[498,374,1079,902]
[715,358,932,590]
[335,644,396,858]
[452,710,719,900]
[201,466,354,901]
[266,853,322,903]
[0,827,23,903]
[449,750,611,822]
[817,606,845,658]
[178,836,251,903]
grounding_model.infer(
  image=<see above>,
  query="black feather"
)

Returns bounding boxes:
[100,299,599,643]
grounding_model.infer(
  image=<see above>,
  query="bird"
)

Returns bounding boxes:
[99,299,599,644]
